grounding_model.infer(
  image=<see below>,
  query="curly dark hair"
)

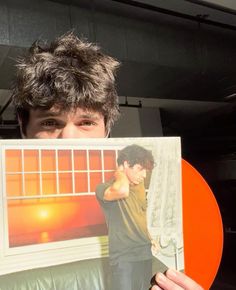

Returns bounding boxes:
[117,144,155,170]
[12,31,120,135]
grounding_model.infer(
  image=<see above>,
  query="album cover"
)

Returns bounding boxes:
[0,137,183,287]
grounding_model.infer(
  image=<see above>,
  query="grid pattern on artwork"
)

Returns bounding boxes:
[5,148,117,198]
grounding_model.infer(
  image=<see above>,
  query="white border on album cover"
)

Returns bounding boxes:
[0,137,183,275]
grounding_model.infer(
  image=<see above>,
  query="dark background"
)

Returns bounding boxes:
[0,1,236,288]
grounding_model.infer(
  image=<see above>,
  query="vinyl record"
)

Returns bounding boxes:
[182,159,223,289]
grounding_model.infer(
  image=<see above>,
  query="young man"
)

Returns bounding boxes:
[96,144,155,290]
[12,32,203,290]
[12,32,120,139]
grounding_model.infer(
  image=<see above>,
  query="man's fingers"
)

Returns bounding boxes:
[154,272,183,290]
[153,269,204,290]
[165,269,204,290]
[151,285,162,290]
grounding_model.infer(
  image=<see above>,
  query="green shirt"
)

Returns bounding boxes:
[96,180,152,265]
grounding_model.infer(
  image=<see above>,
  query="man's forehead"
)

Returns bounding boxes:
[30,106,103,118]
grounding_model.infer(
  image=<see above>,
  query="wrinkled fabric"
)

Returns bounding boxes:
[0,257,167,290]
[0,258,110,290]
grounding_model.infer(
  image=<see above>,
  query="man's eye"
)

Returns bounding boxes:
[79,120,96,126]
[136,165,143,171]
[40,119,59,128]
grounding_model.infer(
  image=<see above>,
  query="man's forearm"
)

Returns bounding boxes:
[103,169,130,201]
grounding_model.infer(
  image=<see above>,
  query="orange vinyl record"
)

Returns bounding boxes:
[182,159,223,289]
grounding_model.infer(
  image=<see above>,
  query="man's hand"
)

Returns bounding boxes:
[151,269,204,290]
[114,166,129,184]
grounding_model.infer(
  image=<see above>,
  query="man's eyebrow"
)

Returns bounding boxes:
[78,113,102,120]
[34,110,102,120]
[34,111,61,118]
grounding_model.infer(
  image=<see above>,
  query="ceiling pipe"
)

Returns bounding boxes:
[112,0,236,31]
[185,0,236,16]
[119,97,142,108]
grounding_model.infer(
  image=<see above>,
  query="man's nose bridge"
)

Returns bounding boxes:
[59,123,77,138]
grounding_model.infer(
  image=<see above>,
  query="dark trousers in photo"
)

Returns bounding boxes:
[110,259,152,290]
